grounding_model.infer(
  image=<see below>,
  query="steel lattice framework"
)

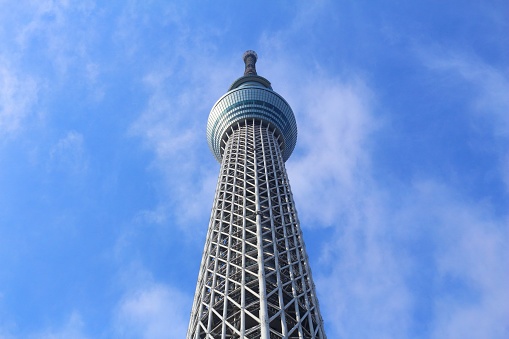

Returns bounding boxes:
[187,51,326,339]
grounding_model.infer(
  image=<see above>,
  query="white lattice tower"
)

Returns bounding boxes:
[187,51,326,339]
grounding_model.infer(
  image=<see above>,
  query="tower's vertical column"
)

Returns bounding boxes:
[252,123,270,339]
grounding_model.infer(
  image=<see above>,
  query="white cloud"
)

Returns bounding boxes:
[125,8,239,233]
[114,263,191,339]
[406,182,509,338]
[417,183,509,338]
[316,192,411,338]
[316,179,509,338]
[421,49,509,137]
[49,130,88,174]
[0,1,103,140]
[0,61,38,136]
[417,46,509,192]
[14,0,96,77]
[32,311,90,339]
[286,77,376,227]
[16,0,70,45]
[129,67,219,232]
[115,284,190,339]
[0,0,101,98]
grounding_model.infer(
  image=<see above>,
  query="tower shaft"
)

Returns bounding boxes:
[188,120,326,338]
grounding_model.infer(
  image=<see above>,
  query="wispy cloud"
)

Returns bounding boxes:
[417,47,509,192]
[286,76,375,227]
[113,263,191,339]
[316,178,509,338]
[48,130,88,174]
[124,5,239,233]
[31,311,90,339]
[129,67,219,232]
[0,60,38,136]
[418,183,509,338]
[0,0,104,141]
[0,0,103,109]
[14,0,97,77]
[115,283,190,338]
[419,48,509,137]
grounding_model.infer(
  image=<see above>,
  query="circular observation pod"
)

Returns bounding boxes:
[206,76,297,163]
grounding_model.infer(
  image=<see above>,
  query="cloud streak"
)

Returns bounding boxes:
[48,131,88,174]
[32,311,90,339]
[0,61,38,136]
[419,48,509,137]
[115,283,190,338]
[113,263,191,339]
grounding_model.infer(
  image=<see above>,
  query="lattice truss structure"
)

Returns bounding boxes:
[187,121,326,338]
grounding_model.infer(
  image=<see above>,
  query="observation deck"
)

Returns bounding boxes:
[206,50,297,163]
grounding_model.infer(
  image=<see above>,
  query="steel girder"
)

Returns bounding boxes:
[187,121,326,339]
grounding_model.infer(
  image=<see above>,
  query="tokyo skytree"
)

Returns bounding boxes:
[187,51,326,339]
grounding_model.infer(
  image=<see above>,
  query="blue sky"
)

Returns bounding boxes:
[0,1,508,338]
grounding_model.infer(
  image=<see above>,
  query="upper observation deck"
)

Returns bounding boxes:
[206,50,297,163]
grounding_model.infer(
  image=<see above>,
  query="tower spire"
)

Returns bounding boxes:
[243,50,258,75]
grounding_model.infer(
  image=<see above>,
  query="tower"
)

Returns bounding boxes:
[187,51,326,338]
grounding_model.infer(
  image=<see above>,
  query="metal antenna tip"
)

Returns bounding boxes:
[243,50,258,75]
